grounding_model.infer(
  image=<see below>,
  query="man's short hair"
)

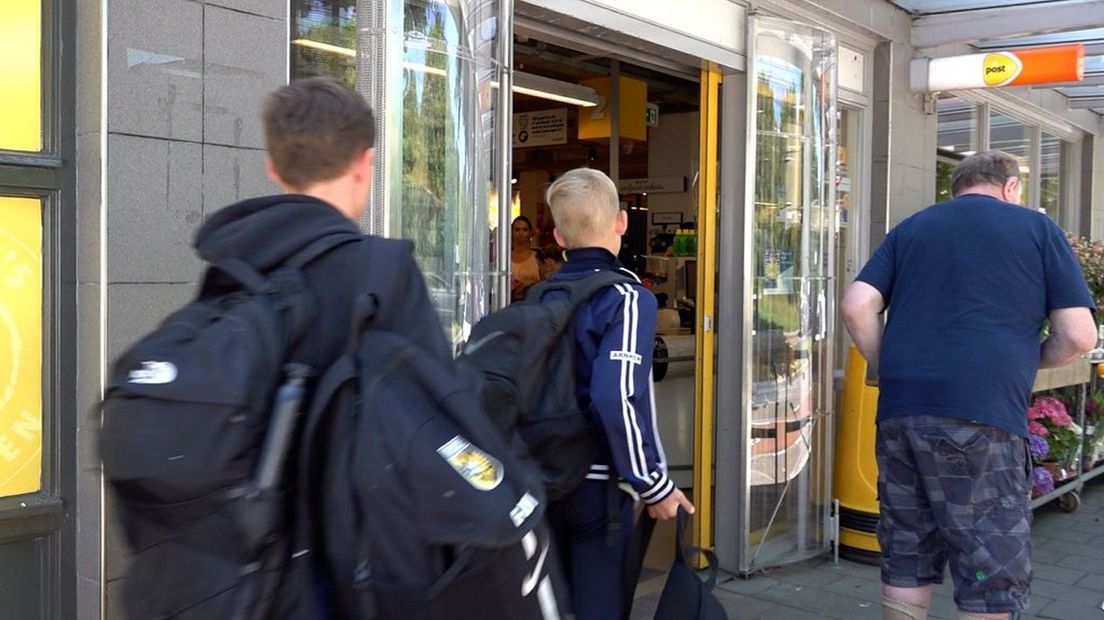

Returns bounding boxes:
[545,168,620,249]
[262,77,376,190]
[951,150,1020,197]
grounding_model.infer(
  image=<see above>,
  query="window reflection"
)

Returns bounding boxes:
[747,22,835,570]
[290,1,356,84]
[1040,133,1064,224]
[989,112,1032,206]
[935,95,977,203]
[936,94,977,156]
[288,0,498,346]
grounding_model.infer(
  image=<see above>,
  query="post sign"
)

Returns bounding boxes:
[513,109,567,148]
[911,44,1084,92]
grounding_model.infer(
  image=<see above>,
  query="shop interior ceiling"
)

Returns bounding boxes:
[891,0,1104,118]
[512,35,700,179]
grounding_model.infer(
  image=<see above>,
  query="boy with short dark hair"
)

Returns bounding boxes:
[200,76,452,615]
[198,76,450,370]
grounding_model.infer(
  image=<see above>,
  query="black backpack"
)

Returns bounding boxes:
[302,289,562,619]
[99,233,360,619]
[458,270,635,501]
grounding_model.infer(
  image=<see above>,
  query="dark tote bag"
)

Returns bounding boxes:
[653,509,728,620]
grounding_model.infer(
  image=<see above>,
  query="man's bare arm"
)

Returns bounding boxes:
[841,281,886,373]
[1040,307,1096,369]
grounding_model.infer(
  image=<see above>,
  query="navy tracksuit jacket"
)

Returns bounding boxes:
[544,247,671,620]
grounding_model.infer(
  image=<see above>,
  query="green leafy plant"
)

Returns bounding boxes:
[1067,234,1104,307]
[1029,395,1082,469]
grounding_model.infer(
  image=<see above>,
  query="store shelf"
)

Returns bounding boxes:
[1030,477,1081,510]
[1033,358,1091,392]
[1029,358,1093,512]
[1082,461,1104,484]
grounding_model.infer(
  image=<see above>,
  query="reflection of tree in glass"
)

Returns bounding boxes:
[1040,177,1060,216]
[401,5,452,272]
[754,76,803,283]
[936,160,954,203]
[291,1,356,84]
[754,70,806,383]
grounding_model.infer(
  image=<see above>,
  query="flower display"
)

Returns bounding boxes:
[1027,395,1081,471]
[1027,434,1049,461]
[1028,420,1049,437]
[1032,466,1055,497]
[1068,233,1104,307]
[1028,396,1074,427]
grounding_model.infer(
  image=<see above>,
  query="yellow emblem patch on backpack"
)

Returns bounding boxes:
[437,435,504,491]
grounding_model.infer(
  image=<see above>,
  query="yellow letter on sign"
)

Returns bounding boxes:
[0,197,43,497]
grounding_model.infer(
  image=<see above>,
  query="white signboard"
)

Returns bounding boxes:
[513,109,568,148]
[839,45,865,94]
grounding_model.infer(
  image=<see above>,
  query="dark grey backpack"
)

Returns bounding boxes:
[458,271,634,500]
[100,233,359,619]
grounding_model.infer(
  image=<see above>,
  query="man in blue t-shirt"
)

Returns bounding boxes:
[842,150,1096,620]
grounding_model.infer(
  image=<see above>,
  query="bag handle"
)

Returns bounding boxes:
[675,508,720,591]
[343,239,387,355]
[527,269,635,306]
[285,232,363,269]
[203,233,362,296]
[208,258,269,294]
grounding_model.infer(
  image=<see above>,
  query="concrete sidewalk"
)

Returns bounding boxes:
[631,478,1104,619]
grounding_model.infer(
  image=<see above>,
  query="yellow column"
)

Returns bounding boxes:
[693,68,721,553]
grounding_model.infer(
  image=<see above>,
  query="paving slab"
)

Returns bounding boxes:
[629,479,1104,620]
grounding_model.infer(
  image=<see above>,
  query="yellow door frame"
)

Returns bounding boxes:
[692,66,722,553]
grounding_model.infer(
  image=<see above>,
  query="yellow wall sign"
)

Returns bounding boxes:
[577,76,649,142]
[0,197,43,497]
[0,0,42,152]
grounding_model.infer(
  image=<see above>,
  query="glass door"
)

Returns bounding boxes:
[738,14,837,572]
[378,0,500,348]
[833,106,863,390]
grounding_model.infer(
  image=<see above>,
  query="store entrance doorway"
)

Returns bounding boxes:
[506,32,721,592]
[508,34,703,489]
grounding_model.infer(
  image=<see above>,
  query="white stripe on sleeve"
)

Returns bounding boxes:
[615,284,649,482]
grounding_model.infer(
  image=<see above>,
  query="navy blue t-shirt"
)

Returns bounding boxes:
[856,193,1094,437]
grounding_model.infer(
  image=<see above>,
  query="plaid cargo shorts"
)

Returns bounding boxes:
[876,415,1032,615]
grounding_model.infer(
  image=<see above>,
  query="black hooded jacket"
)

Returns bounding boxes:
[194,193,452,372]
[194,194,456,617]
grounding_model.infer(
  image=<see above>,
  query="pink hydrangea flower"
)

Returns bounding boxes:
[1028,420,1050,436]
[1029,397,1075,428]
[1049,408,1075,428]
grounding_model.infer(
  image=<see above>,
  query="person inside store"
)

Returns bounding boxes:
[540,241,565,276]
[510,215,554,302]
[841,150,1097,620]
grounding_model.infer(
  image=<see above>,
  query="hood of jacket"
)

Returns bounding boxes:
[194,194,359,271]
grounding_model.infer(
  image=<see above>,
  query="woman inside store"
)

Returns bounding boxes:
[511,215,554,302]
